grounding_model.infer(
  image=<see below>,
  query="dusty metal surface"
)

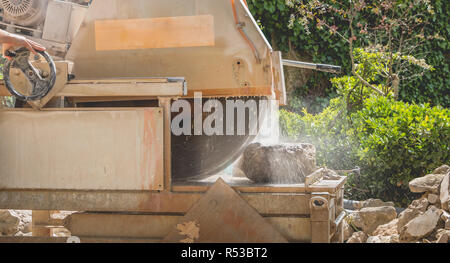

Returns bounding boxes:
[0,177,345,243]
[0,108,164,191]
[65,0,275,97]
[65,213,182,239]
[0,0,287,180]
[64,212,311,242]
[164,179,288,243]
[0,190,311,215]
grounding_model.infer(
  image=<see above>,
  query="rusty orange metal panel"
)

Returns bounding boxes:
[95,15,215,51]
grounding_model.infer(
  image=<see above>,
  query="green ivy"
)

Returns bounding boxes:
[248,0,449,107]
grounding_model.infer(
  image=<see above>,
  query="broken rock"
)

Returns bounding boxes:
[409,173,445,194]
[441,211,450,230]
[440,172,449,211]
[427,194,439,204]
[354,198,395,209]
[346,231,367,243]
[409,198,429,213]
[343,220,354,242]
[0,210,20,236]
[238,143,317,183]
[433,165,450,175]
[373,218,399,237]
[397,208,422,232]
[435,229,449,243]
[349,206,397,235]
[400,206,442,241]
[366,235,399,243]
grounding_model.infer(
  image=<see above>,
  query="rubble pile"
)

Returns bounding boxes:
[0,210,31,236]
[345,165,450,243]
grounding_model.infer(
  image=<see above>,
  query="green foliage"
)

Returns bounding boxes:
[248,0,449,107]
[331,48,393,111]
[280,95,449,205]
[248,0,349,65]
[350,96,450,204]
[262,0,450,205]
[403,0,449,107]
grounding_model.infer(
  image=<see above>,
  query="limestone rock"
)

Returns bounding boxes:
[346,231,367,243]
[442,211,450,230]
[9,210,32,234]
[440,172,449,211]
[343,220,354,242]
[433,165,450,175]
[397,208,422,232]
[306,168,341,183]
[238,143,317,183]
[427,194,439,204]
[373,218,399,236]
[366,236,381,243]
[436,234,448,243]
[354,198,395,209]
[400,206,442,241]
[349,206,397,235]
[409,198,429,213]
[22,222,32,234]
[409,173,445,193]
[366,235,399,243]
[435,229,449,243]
[0,210,20,235]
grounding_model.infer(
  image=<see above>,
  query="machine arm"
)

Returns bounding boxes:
[282,59,341,74]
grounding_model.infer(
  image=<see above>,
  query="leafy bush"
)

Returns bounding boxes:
[349,96,450,204]
[280,96,450,206]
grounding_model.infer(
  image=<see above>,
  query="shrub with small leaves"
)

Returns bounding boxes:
[349,96,449,205]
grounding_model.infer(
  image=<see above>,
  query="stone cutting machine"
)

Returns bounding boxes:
[0,0,346,243]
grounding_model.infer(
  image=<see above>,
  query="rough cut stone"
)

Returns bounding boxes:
[440,172,449,211]
[0,210,20,236]
[409,173,445,193]
[366,236,381,243]
[346,231,367,243]
[409,198,429,213]
[397,208,422,232]
[343,220,354,242]
[427,194,439,204]
[435,229,449,243]
[366,235,399,243]
[422,238,431,243]
[373,218,399,237]
[441,211,450,230]
[349,206,397,235]
[400,206,443,241]
[354,199,395,209]
[9,210,32,234]
[238,143,317,183]
[433,165,450,175]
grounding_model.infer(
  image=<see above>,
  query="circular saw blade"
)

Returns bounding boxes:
[171,97,263,181]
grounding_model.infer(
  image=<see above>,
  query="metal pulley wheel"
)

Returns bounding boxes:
[3,47,56,101]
